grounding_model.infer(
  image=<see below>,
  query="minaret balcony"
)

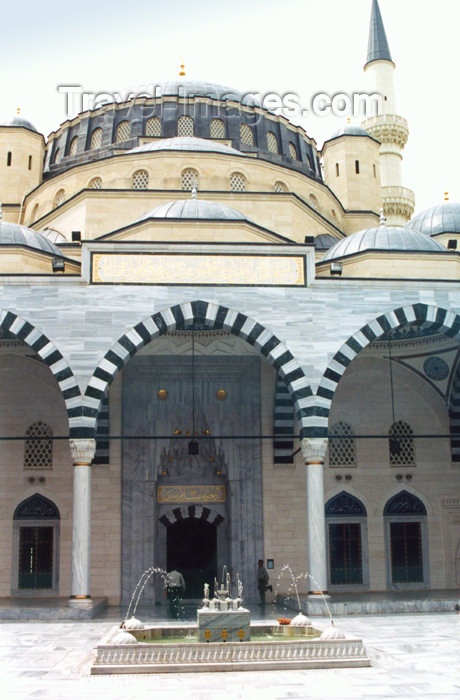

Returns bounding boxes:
[382,185,415,223]
[362,114,409,148]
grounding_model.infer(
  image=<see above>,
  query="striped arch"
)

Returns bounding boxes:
[159,505,224,528]
[0,309,80,431]
[314,303,460,438]
[448,356,460,462]
[82,300,312,439]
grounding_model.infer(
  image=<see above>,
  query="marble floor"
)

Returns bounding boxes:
[1,608,459,699]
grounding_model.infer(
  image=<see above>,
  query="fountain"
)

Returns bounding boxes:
[197,566,250,642]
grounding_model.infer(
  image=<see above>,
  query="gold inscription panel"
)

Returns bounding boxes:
[158,485,226,503]
[92,253,305,286]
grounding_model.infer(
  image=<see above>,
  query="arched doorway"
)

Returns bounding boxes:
[167,518,217,598]
[325,491,368,588]
[384,491,428,588]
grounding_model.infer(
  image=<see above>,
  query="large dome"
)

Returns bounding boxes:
[322,225,446,261]
[112,80,260,107]
[129,137,242,157]
[0,221,63,256]
[138,198,249,222]
[407,203,460,237]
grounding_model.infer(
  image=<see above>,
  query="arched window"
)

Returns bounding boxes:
[53,189,65,208]
[309,194,319,210]
[336,163,340,177]
[132,169,149,189]
[210,118,225,138]
[88,177,102,189]
[266,131,279,154]
[305,154,312,169]
[52,148,60,165]
[116,120,131,142]
[274,181,288,193]
[178,116,194,137]
[28,155,32,170]
[328,422,356,467]
[240,123,253,145]
[288,142,297,159]
[7,151,12,166]
[145,117,161,137]
[181,168,198,191]
[90,128,102,149]
[13,494,59,592]
[326,492,367,586]
[30,203,39,223]
[230,171,247,192]
[24,421,53,470]
[384,491,427,586]
[389,420,415,466]
[69,136,78,156]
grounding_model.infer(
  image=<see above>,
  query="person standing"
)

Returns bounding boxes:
[257,559,270,606]
[164,568,185,618]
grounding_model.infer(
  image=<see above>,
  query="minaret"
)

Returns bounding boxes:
[362,0,414,225]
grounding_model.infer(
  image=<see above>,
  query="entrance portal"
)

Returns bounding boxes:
[167,518,217,598]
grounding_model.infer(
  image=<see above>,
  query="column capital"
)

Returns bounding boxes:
[301,437,328,464]
[70,438,96,465]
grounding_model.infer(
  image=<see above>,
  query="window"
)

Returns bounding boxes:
[24,421,53,470]
[28,155,32,170]
[90,128,102,149]
[132,169,149,189]
[30,203,39,223]
[52,148,60,165]
[389,421,415,466]
[288,142,297,159]
[7,151,12,166]
[240,123,253,145]
[230,172,247,192]
[69,136,78,156]
[309,194,319,210]
[267,131,279,154]
[448,239,457,250]
[116,120,131,143]
[146,117,161,137]
[178,116,194,137]
[326,492,367,587]
[210,118,225,139]
[336,163,340,177]
[305,154,312,170]
[89,177,102,189]
[355,160,360,174]
[274,181,288,193]
[53,189,65,208]
[384,491,427,586]
[328,422,356,467]
[373,163,377,178]
[181,168,198,191]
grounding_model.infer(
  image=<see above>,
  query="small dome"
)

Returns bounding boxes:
[329,125,369,139]
[2,115,38,133]
[41,228,67,244]
[322,225,447,261]
[138,198,250,222]
[315,234,341,251]
[0,221,63,256]
[407,202,460,237]
[129,137,242,157]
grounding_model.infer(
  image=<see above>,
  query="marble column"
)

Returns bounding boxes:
[69,438,96,606]
[301,438,329,596]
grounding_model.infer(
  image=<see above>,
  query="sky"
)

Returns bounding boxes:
[2,0,459,213]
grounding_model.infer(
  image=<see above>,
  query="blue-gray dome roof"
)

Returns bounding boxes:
[315,234,341,251]
[129,137,242,156]
[0,222,63,256]
[322,225,446,261]
[330,125,369,139]
[407,203,460,237]
[2,116,38,132]
[138,198,249,222]
[115,80,259,107]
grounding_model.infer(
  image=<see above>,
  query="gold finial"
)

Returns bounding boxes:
[379,208,387,226]
[444,191,449,201]
[17,107,21,115]
[347,117,351,124]
[179,61,186,77]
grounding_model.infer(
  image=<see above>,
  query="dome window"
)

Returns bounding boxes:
[267,131,279,154]
[274,181,287,193]
[178,116,194,137]
[52,148,60,165]
[309,194,319,211]
[89,177,102,189]
[210,118,225,139]
[240,124,253,146]
[6,151,12,166]
[146,117,161,137]
[288,142,297,160]
[132,169,149,190]
[53,189,66,208]
[181,168,199,191]
[90,128,102,150]
[116,121,131,143]
[30,203,39,224]
[69,136,78,156]
[230,172,247,192]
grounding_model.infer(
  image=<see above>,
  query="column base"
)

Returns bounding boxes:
[68,595,93,609]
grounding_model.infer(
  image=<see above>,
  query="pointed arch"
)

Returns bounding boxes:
[82,300,312,439]
[159,505,224,528]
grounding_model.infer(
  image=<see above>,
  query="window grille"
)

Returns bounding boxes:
[89,177,102,189]
[389,421,415,466]
[267,131,279,153]
[69,136,78,156]
[230,172,246,192]
[53,189,65,208]
[90,128,102,149]
[274,181,287,192]
[288,142,297,159]
[210,118,225,138]
[116,121,131,142]
[181,168,198,190]
[328,422,356,467]
[146,117,161,136]
[178,116,194,137]
[240,124,253,145]
[24,422,53,470]
[132,169,149,189]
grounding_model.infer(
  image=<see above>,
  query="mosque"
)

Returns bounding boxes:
[0,0,459,611]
